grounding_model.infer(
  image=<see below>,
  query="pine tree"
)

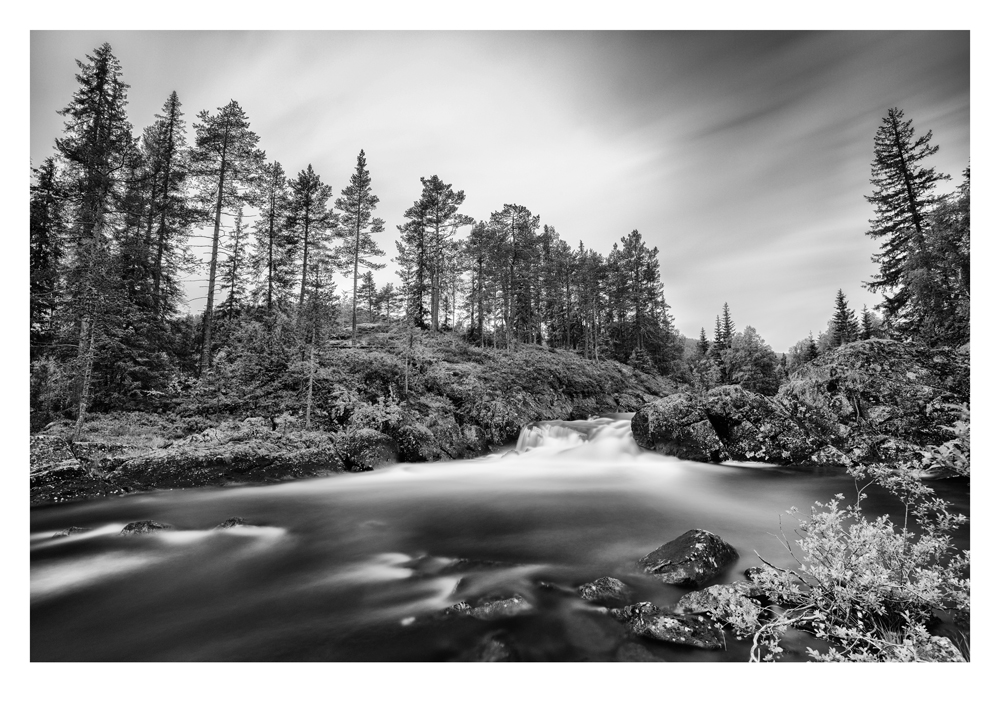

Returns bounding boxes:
[865,107,950,330]
[335,150,385,345]
[488,204,540,347]
[30,157,66,356]
[190,100,264,375]
[287,164,335,312]
[53,43,136,439]
[831,289,860,347]
[406,175,473,332]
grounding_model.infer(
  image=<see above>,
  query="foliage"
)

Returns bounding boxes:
[747,417,970,662]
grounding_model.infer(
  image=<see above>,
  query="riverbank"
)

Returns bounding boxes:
[30,335,675,505]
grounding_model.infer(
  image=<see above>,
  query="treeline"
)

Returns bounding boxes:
[29,44,685,436]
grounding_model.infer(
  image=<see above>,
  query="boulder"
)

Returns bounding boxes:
[214,516,249,529]
[337,429,398,472]
[638,529,739,587]
[702,386,823,464]
[577,576,634,606]
[611,602,725,650]
[120,520,170,536]
[631,393,727,462]
[30,435,83,476]
[675,582,765,636]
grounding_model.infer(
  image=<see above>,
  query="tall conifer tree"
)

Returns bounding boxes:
[54,43,135,438]
[190,100,264,374]
[865,107,949,329]
[335,150,385,345]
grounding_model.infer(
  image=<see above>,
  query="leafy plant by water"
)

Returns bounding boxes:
[746,406,970,662]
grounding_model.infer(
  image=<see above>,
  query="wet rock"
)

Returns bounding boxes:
[638,529,739,587]
[702,385,823,464]
[52,526,91,538]
[577,576,634,606]
[611,602,725,650]
[120,520,170,536]
[214,516,249,529]
[631,393,727,462]
[441,601,473,618]
[615,642,664,661]
[467,594,533,620]
[675,583,765,635]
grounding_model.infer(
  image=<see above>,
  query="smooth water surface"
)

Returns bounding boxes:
[30,417,969,661]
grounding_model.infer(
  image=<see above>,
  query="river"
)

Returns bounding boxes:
[30,415,969,661]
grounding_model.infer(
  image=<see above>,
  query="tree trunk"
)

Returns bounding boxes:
[72,315,97,442]
[305,320,316,429]
[351,216,360,346]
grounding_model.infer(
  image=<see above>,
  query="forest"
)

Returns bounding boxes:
[29,43,969,441]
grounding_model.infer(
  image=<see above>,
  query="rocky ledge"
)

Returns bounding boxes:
[632,339,968,467]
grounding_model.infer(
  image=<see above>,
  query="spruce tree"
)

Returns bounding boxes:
[54,43,135,438]
[697,327,710,356]
[831,289,860,347]
[142,91,195,317]
[805,332,819,362]
[220,208,249,320]
[190,100,264,375]
[335,150,385,345]
[860,303,874,340]
[720,302,735,346]
[865,107,949,330]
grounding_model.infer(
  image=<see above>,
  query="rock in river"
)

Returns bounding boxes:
[120,520,171,536]
[638,529,739,587]
[577,576,634,606]
[611,602,725,650]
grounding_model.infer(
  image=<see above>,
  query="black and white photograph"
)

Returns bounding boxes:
[26,19,975,682]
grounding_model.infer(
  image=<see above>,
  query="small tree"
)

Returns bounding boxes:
[831,289,860,347]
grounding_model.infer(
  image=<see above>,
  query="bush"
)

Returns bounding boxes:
[747,430,970,662]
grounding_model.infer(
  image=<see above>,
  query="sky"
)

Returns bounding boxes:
[29,30,970,352]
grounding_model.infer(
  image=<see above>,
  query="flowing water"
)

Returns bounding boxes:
[30,416,969,662]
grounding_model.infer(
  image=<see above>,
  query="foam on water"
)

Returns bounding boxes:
[31,552,163,601]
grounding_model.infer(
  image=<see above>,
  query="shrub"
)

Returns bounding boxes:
[747,439,970,662]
